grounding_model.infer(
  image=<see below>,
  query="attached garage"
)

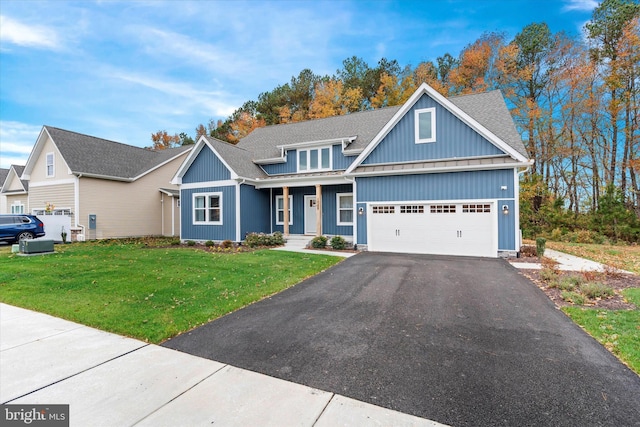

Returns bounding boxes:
[367,201,498,257]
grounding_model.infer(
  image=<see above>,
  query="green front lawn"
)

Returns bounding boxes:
[0,241,341,343]
[562,288,640,374]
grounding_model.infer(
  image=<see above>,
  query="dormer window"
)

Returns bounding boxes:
[298,147,331,172]
[415,107,436,143]
[46,152,55,177]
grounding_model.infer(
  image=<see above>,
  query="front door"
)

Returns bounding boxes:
[304,195,317,234]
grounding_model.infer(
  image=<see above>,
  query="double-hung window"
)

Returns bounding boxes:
[193,192,222,224]
[298,147,331,172]
[46,152,55,177]
[415,107,436,143]
[275,195,293,225]
[336,193,353,225]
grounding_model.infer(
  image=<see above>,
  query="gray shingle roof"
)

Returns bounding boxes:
[237,106,401,160]
[203,136,267,179]
[0,168,8,188]
[45,126,192,180]
[235,89,527,163]
[449,90,528,158]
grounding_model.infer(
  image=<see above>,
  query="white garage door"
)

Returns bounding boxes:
[368,202,497,257]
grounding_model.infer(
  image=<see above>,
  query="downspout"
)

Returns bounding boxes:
[75,174,85,239]
[515,165,532,252]
[161,193,165,236]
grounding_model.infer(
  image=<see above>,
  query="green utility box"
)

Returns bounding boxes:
[19,239,54,254]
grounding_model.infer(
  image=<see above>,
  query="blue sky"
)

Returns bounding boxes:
[0,0,599,169]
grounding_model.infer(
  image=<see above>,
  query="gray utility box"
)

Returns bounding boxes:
[20,239,54,254]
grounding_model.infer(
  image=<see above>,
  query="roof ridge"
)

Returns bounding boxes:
[447,89,501,100]
[251,105,402,131]
[44,125,154,153]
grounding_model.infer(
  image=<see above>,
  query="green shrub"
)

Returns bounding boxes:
[330,235,347,250]
[561,291,585,305]
[310,236,328,249]
[536,237,546,257]
[244,232,285,248]
[186,240,196,247]
[580,282,614,299]
[539,267,558,284]
[221,240,233,249]
[170,239,181,246]
[557,275,584,291]
[205,240,215,247]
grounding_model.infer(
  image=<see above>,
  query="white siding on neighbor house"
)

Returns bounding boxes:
[77,155,184,239]
[5,194,28,214]
[28,183,75,222]
[29,134,71,182]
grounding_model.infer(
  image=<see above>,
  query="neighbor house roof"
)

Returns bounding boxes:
[47,126,192,179]
[22,126,192,181]
[0,168,8,188]
[0,165,28,194]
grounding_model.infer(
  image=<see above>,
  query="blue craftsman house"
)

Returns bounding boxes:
[172,83,532,257]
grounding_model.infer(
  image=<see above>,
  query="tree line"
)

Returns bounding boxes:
[153,0,640,243]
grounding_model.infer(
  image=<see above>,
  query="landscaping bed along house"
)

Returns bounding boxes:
[513,241,640,374]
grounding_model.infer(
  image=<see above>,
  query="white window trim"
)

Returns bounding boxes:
[415,107,436,144]
[275,195,293,225]
[336,193,354,226]
[46,152,55,177]
[192,192,223,225]
[297,146,332,172]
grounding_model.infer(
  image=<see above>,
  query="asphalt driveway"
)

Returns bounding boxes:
[163,252,640,426]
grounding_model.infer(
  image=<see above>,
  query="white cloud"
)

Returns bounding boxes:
[0,121,40,168]
[562,0,598,12]
[0,15,62,50]
[107,69,237,117]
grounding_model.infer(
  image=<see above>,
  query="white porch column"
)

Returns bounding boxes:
[315,184,322,236]
[283,186,290,237]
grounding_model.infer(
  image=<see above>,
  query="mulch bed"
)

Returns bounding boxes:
[509,256,640,310]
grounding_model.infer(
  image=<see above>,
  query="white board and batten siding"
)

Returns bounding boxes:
[367,200,497,258]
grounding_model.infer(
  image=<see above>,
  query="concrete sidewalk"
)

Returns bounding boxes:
[510,248,634,273]
[1,303,444,427]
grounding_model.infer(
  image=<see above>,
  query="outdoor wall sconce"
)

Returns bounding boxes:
[501,185,507,190]
[358,207,364,216]
[502,205,509,215]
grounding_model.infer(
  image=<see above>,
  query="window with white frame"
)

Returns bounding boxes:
[415,107,436,143]
[11,201,24,214]
[46,152,55,177]
[193,192,222,224]
[336,193,353,225]
[298,147,331,172]
[275,195,293,225]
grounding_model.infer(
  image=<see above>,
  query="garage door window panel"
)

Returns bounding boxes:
[430,204,456,213]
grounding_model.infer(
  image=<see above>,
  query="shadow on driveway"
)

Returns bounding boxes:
[163,252,640,426]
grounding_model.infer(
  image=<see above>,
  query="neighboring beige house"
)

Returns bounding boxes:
[14,126,191,240]
[0,165,29,214]
[0,168,9,213]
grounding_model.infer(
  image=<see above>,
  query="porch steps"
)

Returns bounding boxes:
[283,235,311,249]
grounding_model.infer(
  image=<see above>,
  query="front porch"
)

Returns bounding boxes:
[269,183,354,239]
